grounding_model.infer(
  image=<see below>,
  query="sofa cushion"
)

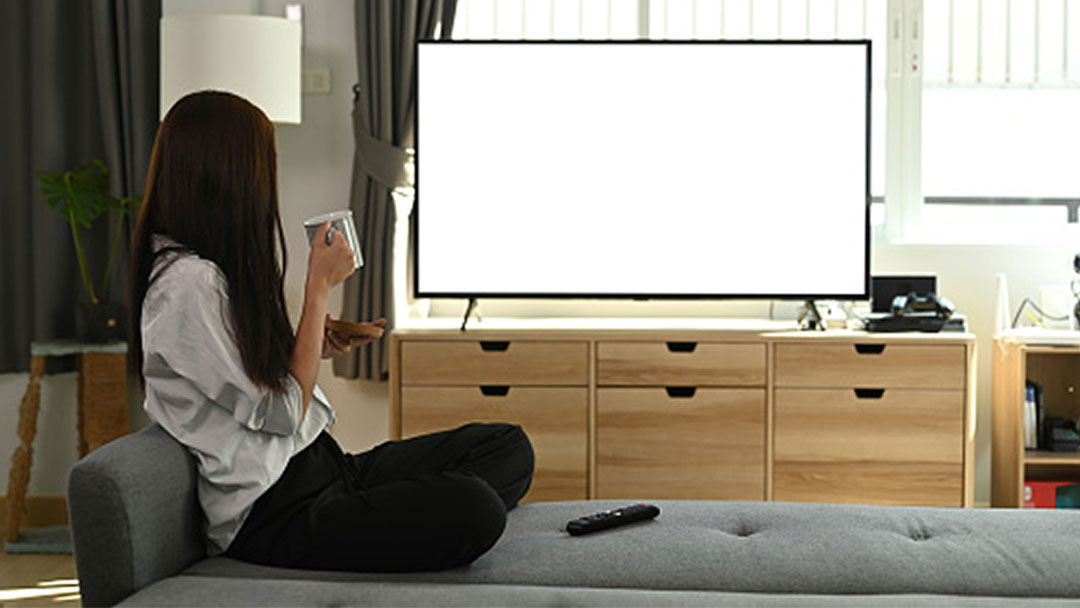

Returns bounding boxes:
[179,500,1080,598]
[70,425,1080,606]
[119,577,1080,607]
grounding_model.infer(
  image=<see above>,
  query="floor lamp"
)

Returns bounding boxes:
[160,14,301,124]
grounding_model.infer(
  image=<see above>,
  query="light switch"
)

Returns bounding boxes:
[302,68,331,94]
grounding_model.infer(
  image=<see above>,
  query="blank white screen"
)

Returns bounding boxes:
[416,42,868,298]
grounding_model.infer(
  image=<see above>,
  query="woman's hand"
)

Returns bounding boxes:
[292,222,358,413]
[306,221,356,292]
[321,315,388,359]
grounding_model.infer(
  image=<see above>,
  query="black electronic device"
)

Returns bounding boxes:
[1043,417,1080,453]
[566,503,660,536]
[1073,253,1080,328]
[871,275,937,313]
[890,292,955,318]
[865,315,966,332]
[866,292,961,333]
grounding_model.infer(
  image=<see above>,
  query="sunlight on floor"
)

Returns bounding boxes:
[0,578,81,603]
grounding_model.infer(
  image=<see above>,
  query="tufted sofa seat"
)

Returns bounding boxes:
[69,425,1080,606]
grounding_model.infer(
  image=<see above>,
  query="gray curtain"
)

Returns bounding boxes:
[0,0,159,373]
[335,0,457,381]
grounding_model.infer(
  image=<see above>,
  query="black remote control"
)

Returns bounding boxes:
[566,503,660,536]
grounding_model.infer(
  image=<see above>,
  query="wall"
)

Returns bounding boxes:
[1,0,1074,507]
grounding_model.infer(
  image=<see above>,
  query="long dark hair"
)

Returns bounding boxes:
[129,90,295,391]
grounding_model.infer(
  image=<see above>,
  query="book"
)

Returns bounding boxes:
[1024,481,1080,508]
[1025,383,1037,450]
[1025,381,1045,451]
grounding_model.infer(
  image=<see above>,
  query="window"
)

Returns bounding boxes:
[921,0,1080,233]
[453,0,887,200]
[447,0,1079,240]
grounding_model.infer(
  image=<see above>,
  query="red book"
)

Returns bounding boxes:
[1024,481,1080,508]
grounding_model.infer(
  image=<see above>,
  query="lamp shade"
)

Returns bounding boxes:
[161,15,301,124]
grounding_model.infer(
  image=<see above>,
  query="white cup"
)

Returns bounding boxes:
[303,210,364,269]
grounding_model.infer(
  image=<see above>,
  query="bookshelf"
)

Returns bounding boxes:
[992,339,1080,507]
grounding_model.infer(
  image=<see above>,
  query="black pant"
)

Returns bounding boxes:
[225,423,534,572]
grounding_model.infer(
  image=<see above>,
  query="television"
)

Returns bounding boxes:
[415,40,870,301]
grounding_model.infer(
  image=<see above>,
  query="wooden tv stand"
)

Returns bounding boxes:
[388,322,975,507]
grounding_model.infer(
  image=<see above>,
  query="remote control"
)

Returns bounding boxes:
[566,503,660,536]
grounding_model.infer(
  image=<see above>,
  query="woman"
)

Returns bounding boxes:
[129,90,533,572]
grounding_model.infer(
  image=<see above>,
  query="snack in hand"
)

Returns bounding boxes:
[326,318,385,339]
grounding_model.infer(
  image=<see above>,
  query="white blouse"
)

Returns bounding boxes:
[141,235,334,555]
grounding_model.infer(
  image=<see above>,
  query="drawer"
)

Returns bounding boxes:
[773,387,964,506]
[401,386,588,502]
[401,340,588,386]
[597,341,766,386]
[596,387,765,500]
[773,461,963,507]
[774,343,966,389]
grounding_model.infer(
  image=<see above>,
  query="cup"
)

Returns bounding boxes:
[304,210,363,269]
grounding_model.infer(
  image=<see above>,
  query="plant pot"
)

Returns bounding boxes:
[76,301,126,343]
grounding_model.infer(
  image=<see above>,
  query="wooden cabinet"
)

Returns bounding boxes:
[390,327,975,507]
[774,342,969,506]
[992,340,1080,507]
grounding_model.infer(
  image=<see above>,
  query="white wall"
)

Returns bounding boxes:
[2,0,1074,508]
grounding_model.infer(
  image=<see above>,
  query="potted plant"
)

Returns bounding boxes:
[37,159,140,343]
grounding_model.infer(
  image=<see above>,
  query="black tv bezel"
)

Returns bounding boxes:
[413,39,871,302]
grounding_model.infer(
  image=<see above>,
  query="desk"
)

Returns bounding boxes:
[5,341,130,545]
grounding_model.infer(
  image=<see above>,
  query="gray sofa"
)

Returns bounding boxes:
[68,425,1080,607]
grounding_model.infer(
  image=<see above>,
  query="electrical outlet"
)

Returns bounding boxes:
[302,68,331,94]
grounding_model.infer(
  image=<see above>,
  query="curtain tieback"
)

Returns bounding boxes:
[354,114,408,190]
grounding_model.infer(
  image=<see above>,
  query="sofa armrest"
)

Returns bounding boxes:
[67,424,205,607]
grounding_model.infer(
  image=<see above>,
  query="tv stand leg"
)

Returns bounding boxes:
[798,299,826,331]
[460,298,482,331]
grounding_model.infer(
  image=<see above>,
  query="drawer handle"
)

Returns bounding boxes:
[666,341,697,353]
[479,386,511,397]
[665,386,697,398]
[854,388,886,399]
[854,344,886,355]
[479,341,510,352]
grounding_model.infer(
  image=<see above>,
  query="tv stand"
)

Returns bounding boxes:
[389,325,975,506]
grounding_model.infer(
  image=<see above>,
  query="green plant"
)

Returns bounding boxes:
[37,159,140,306]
